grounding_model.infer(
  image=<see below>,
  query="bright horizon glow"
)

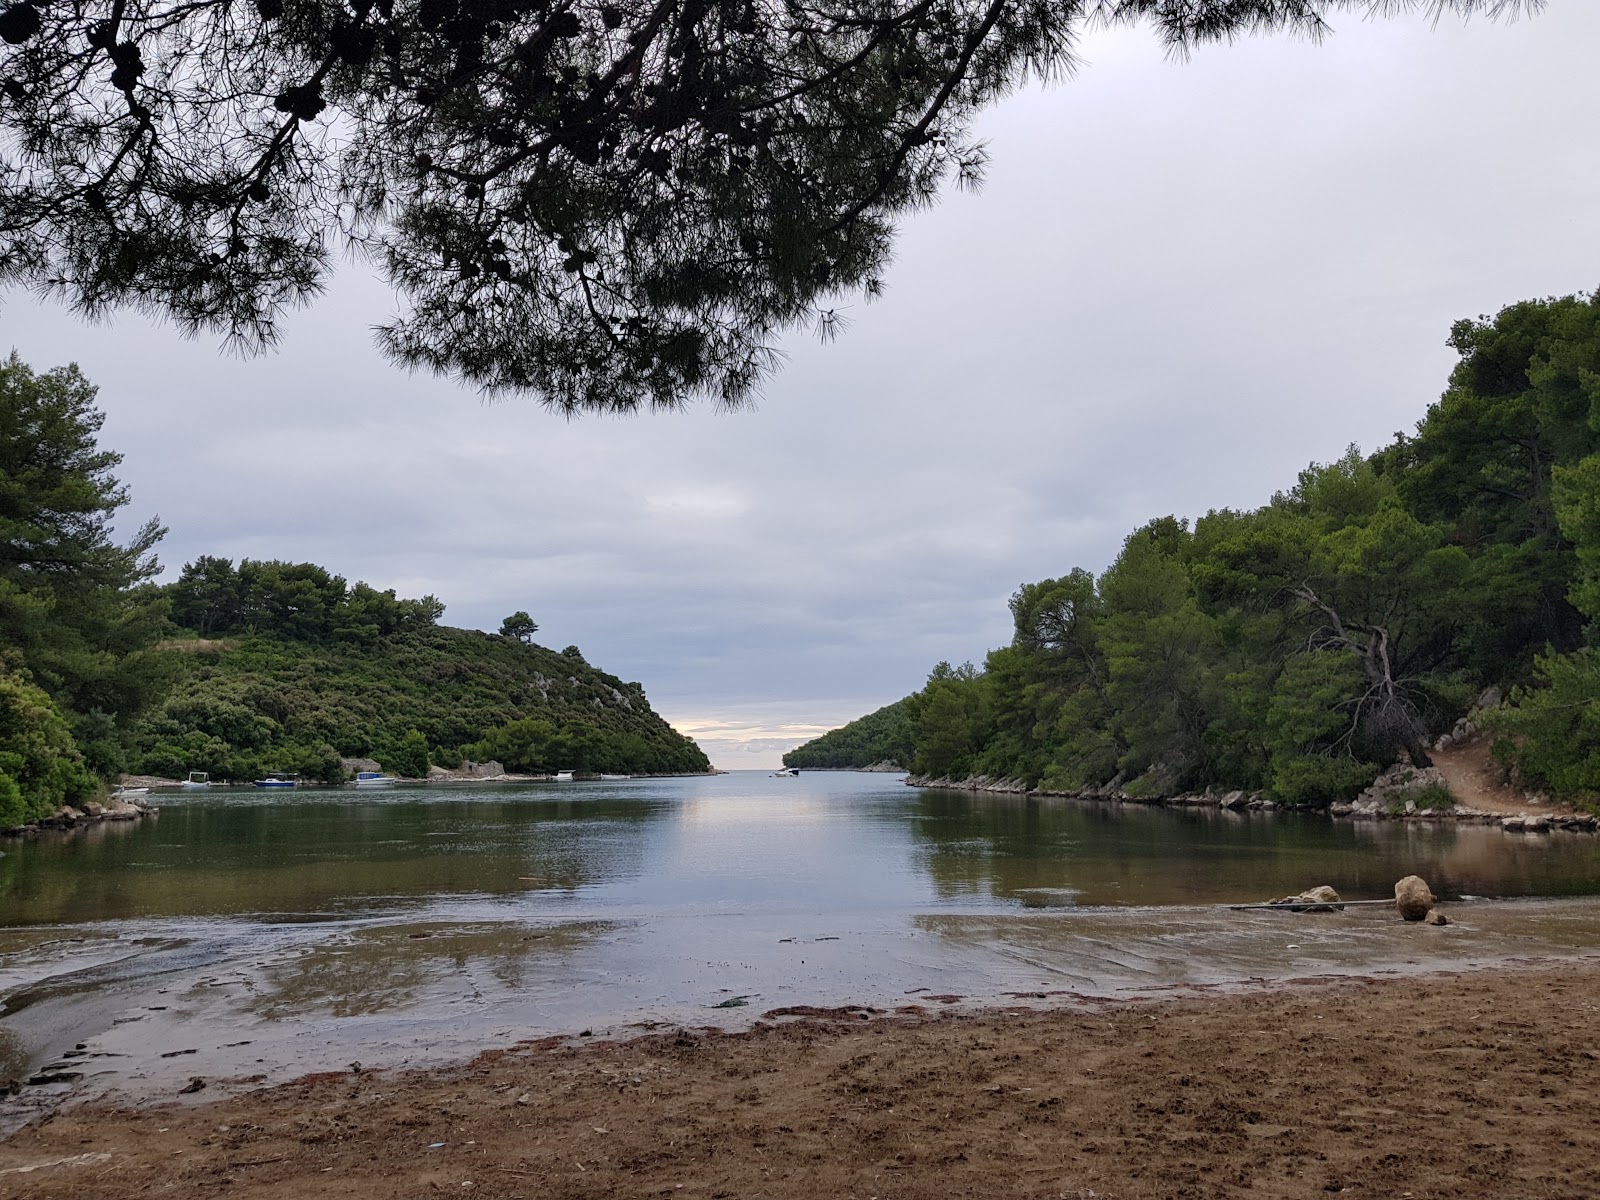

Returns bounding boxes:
[664,710,849,771]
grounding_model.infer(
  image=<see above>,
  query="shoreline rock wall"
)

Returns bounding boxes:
[1,795,159,838]
[903,769,1598,832]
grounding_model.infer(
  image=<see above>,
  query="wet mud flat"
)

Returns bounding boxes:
[5,957,1600,1199]
[8,898,1600,1137]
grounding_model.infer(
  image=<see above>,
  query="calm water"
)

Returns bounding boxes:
[8,771,1600,923]
[4,771,1600,1106]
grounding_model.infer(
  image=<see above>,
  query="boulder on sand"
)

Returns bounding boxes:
[1425,910,1449,926]
[1395,875,1435,921]
[1269,885,1344,912]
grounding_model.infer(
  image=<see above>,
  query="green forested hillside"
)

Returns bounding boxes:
[819,293,1600,806]
[134,553,709,781]
[783,699,912,769]
[133,617,709,782]
[0,354,708,817]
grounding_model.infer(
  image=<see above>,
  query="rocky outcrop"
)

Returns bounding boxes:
[1395,875,1435,922]
[428,760,509,781]
[860,761,907,773]
[340,756,382,775]
[1269,885,1344,912]
[903,765,1600,834]
[905,774,1279,810]
[906,774,1033,795]
[1432,688,1502,753]
[1336,764,1452,820]
[3,795,159,836]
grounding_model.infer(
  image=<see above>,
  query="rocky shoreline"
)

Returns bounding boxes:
[906,758,1597,833]
[0,794,159,838]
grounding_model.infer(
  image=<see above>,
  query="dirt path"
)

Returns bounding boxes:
[1432,740,1553,816]
[5,961,1600,1199]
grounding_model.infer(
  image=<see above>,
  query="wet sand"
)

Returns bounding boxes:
[11,897,1600,1127]
[4,956,1600,1199]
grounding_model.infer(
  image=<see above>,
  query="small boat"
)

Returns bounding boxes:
[112,786,150,798]
[181,771,210,789]
[253,773,298,789]
[771,767,799,777]
[352,771,397,788]
[598,773,630,781]
[554,770,574,782]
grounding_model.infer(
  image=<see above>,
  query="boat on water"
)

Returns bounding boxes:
[111,786,150,798]
[554,771,575,782]
[181,771,210,789]
[598,773,630,781]
[352,771,397,788]
[253,773,298,789]
[771,767,800,777]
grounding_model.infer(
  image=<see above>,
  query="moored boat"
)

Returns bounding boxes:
[554,770,575,782]
[181,771,210,789]
[353,771,397,788]
[771,767,799,777]
[253,773,298,789]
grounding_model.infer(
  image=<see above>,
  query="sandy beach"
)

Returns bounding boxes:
[4,957,1598,1199]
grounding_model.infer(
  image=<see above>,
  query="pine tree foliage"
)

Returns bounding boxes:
[821,290,1600,806]
[0,352,169,775]
[0,0,1537,410]
[783,696,911,767]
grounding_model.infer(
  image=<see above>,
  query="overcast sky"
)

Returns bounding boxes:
[6,4,1599,768]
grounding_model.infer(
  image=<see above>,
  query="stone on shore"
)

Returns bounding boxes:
[1425,909,1450,926]
[1270,885,1344,912]
[1395,875,1435,921]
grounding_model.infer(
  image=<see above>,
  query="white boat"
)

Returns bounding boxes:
[598,773,630,781]
[181,771,210,789]
[253,773,298,789]
[112,786,150,798]
[554,771,574,782]
[771,767,799,777]
[353,771,397,788]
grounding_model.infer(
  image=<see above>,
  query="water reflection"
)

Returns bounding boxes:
[0,789,671,925]
[6,773,1600,1104]
[906,790,1600,905]
[7,779,1600,928]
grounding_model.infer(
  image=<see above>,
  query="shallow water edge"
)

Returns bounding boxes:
[7,895,1600,1129]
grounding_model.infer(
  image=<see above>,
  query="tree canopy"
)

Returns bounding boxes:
[803,290,1600,806]
[499,610,539,641]
[0,0,1537,412]
[782,696,912,767]
[0,352,169,776]
[0,351,169,810]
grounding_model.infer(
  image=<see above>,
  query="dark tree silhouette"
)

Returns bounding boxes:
[0,0,1536,410]
[499,611,539,642]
